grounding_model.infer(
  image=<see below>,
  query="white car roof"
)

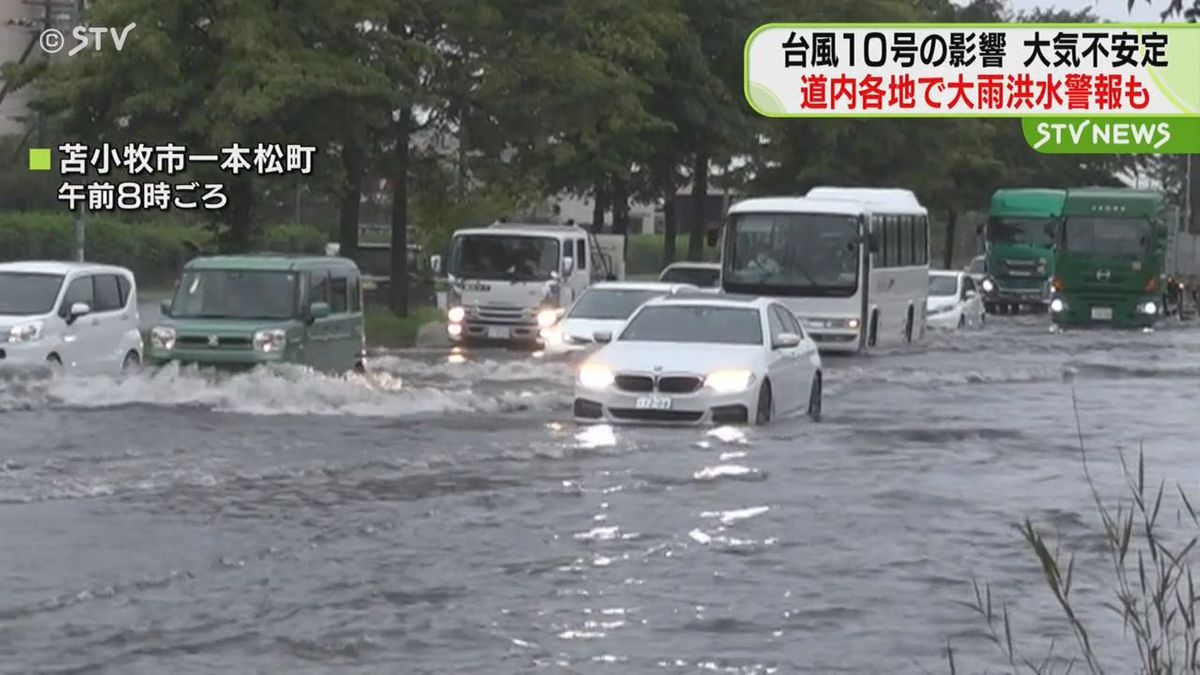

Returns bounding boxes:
[453,223,591,238]
[662,261,720,269]
[0,260,132,276]
[728,196,868,217]
[584,281,694,292]
[929,269,962,277]
[642,293,774,310]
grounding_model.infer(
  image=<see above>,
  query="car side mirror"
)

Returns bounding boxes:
[309,302,331,322]
[66,302,91,324]
[773,332,802,349]
[592,330,613,344]
[563,257,575,275]
[160,299,172,316]
[430,255,443,275]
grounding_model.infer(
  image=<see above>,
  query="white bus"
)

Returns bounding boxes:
[709,188,930,353]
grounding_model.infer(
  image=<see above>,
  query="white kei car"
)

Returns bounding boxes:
[540,281,696,355]
[0,261,144,374]
[926,270,986,330]
[573,294,823,426]
[657,262,721,290]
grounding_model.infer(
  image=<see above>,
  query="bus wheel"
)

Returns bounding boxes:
[904,308,914,343]
[868,311,879,348]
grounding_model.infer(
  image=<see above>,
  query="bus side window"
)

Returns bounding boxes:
[877,216,888,267]
[899,216,911,267]
[350,274,362,312]
[916,216,928,265]
[887,216,898,267]
[576,239,587,270]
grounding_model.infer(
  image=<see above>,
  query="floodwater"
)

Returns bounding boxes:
[2,315,1199,674]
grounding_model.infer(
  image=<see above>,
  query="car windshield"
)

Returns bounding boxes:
[1062,217,1153,258]
[987,216,1056,247]
[619,305,763,345]
[722,212,860,296]
[170,270,299,319]
[568,288,665,320]
[929,275,959,296]
[0,272,65,315]
[660,266,719,287]
[449,234,560,281]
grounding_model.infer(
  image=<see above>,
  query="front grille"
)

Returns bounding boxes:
[657,376,702,394]
[474,305,535,325]
[609,408,704,423]
[176,335,252,349]
[614,375,654,392]
[1001,258,1044,278]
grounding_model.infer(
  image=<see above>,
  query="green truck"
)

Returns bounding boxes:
[978,188,1065,314]
[1047,187,1169,330]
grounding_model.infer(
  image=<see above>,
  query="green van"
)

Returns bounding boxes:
[148,255,367,373]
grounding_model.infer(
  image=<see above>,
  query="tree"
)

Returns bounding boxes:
[1132,0,1200,21]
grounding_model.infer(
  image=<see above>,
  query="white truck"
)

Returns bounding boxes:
[434,223,620,347]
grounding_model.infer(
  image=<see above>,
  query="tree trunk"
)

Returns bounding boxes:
[688,152,708,261]
[663,198,677,267]
[942,206,958,269]
[389,109,411,316]
[225,174,256,253]
[611,179,629,235]
[592,180,609,233]
[338,140,364,263]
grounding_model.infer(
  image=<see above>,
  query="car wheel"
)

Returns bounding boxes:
[45,354,63,374]
[957,314,966,329]
[754,381,773,425]
[122,351,140,371]
[353,360,367,375]
[807,373,822,422]
[904,308,914,343]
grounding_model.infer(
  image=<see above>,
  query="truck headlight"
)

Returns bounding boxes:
[577,363,614,389]
[7,321,43,343]
[981,278,996,293]
[705,369,755,393]
[536,308,559,328]
[447,306,466,323]
[1049,298,1065,313]
[150,326,176,350]
[253,328,287,353]
[1141,301,1158,315]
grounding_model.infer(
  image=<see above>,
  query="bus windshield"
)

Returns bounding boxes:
[987,217,1056,248]
[1061,217,1152,258]
[449,235,560,281]
[722,213,860,296]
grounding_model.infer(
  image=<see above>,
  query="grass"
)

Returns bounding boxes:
[365,306,443,348]
[954,386,1200,674]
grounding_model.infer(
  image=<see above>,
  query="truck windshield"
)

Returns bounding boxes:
[987,217,1056,247]
[170,270,299,320]
[1061,217,1152,258]
[0,272,65,315]
[722,213,860,296]
[450,235,560,281]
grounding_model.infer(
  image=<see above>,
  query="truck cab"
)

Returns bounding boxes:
[438,223,617,347]
[979,188,1065,315]
[1048,187,1168,330]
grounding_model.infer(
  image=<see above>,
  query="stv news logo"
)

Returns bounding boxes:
[39,23,136,56]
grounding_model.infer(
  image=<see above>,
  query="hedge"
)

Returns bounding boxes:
[0,211,326,288]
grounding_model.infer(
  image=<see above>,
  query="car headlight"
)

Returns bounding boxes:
[150,325,176,350]
[253,328,287,353]
[705,369,755,394]
[540,324,563,344]
[846,318,860,329]
[1049,298,1065,313]
[7,321,43,343]
[536,308,559,329]
[577,363,614,389]
[448,306,466,323]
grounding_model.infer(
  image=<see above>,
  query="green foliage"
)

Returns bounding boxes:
[259,223,329,255]
[626,234,718,276]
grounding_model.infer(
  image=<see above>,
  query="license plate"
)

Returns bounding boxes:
[635,395,672,410]
[1091,307,1113,321]
[487,326,509,339]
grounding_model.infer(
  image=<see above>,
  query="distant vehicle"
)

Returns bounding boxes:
[325,241,433,306]
[0,261,143,374]
[706,187,931,354]
[438,223,618,348]
[658,261,721,288]
[979,189,1065,315]
[1048,187,1169,330]
[965,254,986,285]
[926,270,986,330]
[149,255,367,373]
[540,281,696,355]
[572,294,822,426]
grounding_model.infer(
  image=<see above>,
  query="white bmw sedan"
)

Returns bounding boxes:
[572,294,823,426]
[540,281,696,356]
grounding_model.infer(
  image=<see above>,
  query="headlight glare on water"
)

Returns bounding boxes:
[705,369,755,393]
[577,363,614,389]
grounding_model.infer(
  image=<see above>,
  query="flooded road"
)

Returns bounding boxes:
[2,315,1199,673]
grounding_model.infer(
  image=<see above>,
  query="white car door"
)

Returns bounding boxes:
[779,306,818,410]
[90,272,129,372]
[961,275,984,327]
[56,273,105,373]
[766,305,803,412]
